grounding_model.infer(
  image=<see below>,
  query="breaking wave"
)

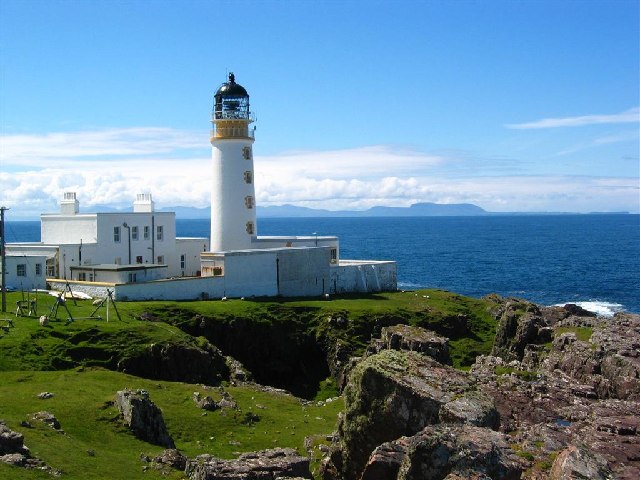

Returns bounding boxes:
[553,301,625,318]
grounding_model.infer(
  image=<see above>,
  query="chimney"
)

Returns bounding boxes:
[133,193,155,213]
[60,192,79,215]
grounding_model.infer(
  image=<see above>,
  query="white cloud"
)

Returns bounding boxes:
[505,107,639,130]
[0,127,207,166]
[1,128,638,218]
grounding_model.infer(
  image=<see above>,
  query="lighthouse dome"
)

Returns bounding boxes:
[213,72,251,121]
[215,72,248,97]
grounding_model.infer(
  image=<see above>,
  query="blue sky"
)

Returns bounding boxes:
[1,0,638,218]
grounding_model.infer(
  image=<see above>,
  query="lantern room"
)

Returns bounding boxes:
[211,73,253,139]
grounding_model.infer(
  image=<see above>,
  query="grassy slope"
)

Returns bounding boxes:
[0,369,341,479]
[124,289,499,369]
[0,288,499,478]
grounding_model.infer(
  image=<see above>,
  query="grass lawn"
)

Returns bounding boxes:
[0,368,342,479]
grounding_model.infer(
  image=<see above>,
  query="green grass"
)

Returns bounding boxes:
[554,326,593,343]
[0,368,342,479]
[495,365,539,381]
[1,289,498,378]
[0,288,501,478]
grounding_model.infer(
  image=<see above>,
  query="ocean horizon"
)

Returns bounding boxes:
[4,214,639,315]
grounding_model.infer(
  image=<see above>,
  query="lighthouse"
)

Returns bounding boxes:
[210,73,256,251]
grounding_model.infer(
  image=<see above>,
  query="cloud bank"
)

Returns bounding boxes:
[506,107,639,130]
[1,128,638,218]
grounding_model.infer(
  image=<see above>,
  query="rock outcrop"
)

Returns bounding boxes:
[367,324,452,365]
[115,389,175,448]
[327,349,500,480]
[185,447,311,479]
[474,302,640,479]
[0,421,57,473]
[360,424,525,480]
[322,297,640,480]
[491,299,550,361]
[117,341,230,385]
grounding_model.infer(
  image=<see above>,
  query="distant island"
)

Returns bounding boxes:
[154,202,629,219]
[9,202,630,221]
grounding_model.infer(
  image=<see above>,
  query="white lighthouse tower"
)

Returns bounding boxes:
[210,73,256,251]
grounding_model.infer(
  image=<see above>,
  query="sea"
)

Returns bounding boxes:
[4,214,639,316]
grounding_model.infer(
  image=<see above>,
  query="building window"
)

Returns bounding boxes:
[246,221,255,235]
[180,254,185,269]
[136,256,143,264]
[35,263,42,276]
[244,195,254,209]
[78,272,86,281]
[243,171,253,184]
[156,225,164,241]
[114,226,121,242]
[128,273,137,283]
[131,226,138,240]
[144,226,150,240]
[16,264,26,277]
[242,146,252,160]
[157,255,165,264]
[330,248,338,264]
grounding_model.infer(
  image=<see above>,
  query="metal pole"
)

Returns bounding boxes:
[1,207,9,313]
[122,222,131,264]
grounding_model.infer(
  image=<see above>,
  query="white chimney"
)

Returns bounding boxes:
[133,193,155,213]
[60,192,79,215]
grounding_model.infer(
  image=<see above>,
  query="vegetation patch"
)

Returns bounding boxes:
[554,326,593,343]
[0,368,342,479]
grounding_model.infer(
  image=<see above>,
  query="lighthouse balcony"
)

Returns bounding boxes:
[211,122,255,140]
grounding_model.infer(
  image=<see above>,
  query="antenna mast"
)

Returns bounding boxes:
[1,206,8,312]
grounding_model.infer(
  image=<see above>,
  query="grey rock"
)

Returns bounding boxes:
[333,349,496,480]
[153,448,187,470]
[115,389,175,448]
[185,447,311,480]
[549,444,612,480]
[193,392,219,411]
[30,411,61,430]
[368,324,452,365]
[0,422,26,455]
[361,424,525,480]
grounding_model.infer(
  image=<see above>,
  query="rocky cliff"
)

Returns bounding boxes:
[320,299,640,480]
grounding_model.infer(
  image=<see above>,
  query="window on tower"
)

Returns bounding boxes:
[246,222,255,235]
[242,146,252,160]
[243,171,253,184]
[244,196,254,209]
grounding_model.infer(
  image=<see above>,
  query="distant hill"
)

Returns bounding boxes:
[155,202,490,218]
[152,203,628,219]
[11,203,626,221]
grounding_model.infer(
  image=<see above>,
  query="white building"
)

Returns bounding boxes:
[3,73,396,300]
[5,192,208,292]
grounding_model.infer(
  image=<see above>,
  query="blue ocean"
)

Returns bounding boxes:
[5,215,639,315]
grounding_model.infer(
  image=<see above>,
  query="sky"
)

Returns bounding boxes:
[1,0,638,219]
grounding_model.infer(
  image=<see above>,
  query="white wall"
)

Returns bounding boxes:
[41,215,97,244]
[95,212,176,265]
[2,255,47,291]
[253,236,340,260]
[114,276,225,301]
[330,261,397,294]
[211,138,257,251]
[275,248,331,296]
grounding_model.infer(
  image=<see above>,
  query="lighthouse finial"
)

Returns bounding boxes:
[229,72,235,83]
